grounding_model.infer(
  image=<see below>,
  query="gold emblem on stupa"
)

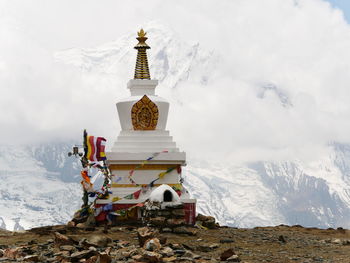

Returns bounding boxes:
[131,95,159,130]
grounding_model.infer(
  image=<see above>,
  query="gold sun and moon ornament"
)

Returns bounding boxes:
[132,95,159,130]
[131,29,159,131]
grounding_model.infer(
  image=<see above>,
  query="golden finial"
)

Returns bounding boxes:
[134,28,151,79]
[137,28,146,38]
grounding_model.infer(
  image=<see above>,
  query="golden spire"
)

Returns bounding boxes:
[134,29,151,80]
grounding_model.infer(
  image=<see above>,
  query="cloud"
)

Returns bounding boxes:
[1,0,350,164]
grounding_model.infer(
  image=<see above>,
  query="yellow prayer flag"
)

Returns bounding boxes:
[158,172,167,178]
[112,196,121,202]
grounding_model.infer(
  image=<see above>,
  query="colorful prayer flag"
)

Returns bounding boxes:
[133,190,141,199]
[87,136,107,162]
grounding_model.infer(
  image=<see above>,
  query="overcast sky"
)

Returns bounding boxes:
[1,0,350,164]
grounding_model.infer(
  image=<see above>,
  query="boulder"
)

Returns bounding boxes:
[144,238,162,251]
[220,249,236,261]
[76,223,87,228]
[54,232,75,247]
[137,227,159,247]
[196,214,211,222]
[202,218,216,229]
[331,238,342,245]
[67,221,76,227]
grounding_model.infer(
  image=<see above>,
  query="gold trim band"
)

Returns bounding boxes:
[109,164,176,170]
[111,183,181,188]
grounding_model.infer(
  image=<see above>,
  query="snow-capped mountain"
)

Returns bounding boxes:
[1,23,350,230]
[54,22,216,93]
[0,142,349,230]
[0,143,82,230]
[186,144,350,228]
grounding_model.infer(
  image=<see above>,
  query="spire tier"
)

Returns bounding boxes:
[134,29,151,80]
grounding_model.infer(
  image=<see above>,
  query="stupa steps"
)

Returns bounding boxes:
[119,131,171,136]
[116,135,174,142]
[111,148,180,153]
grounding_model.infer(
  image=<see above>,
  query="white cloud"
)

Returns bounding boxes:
[1,0,350,164]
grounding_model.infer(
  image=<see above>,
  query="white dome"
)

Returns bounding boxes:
[149,184,180,203]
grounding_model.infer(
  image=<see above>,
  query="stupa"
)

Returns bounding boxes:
[95,29,196,224]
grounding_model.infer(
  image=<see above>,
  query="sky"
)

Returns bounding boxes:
[325,0,350,22]
[1,0,350,164]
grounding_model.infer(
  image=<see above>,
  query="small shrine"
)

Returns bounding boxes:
[94,29,196,225]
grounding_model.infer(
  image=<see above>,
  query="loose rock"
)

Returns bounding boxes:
[163,256,177,262]
[220,248,236,261]
[173,226,197,236]
[144,238,162,251]
[87,235,112,247]
[196,243,219,253]
[3,247,25,259]
[60,245,76,252]
[226,254,240,262]
[160,247,174,257]
[70,250,95,260]
[23,254,40,262]
[278,235,287,243]
[137,227,159,247]
[166,218,186,227]
[98,252,112,263]
[54,232,75,247]
[142,251,162,263]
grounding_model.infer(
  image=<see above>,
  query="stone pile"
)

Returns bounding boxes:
[0,226,241,263]
[142,202,195,235]
[142,202,219,233]
[142,201,184,222]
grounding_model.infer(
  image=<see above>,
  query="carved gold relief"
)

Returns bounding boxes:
[131,95,158,130]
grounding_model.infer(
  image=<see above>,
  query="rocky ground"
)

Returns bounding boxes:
[0,224,349,263]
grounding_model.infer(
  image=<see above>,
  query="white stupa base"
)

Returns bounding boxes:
[107,151,186,165]
[111,130,182,154]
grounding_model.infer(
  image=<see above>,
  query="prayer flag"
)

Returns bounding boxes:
[87,136,107,161]
[133,190,141,199]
